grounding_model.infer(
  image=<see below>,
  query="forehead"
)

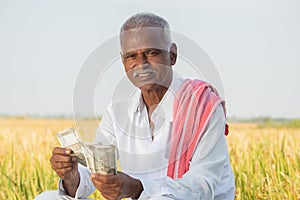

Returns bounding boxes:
[120,27,169,54]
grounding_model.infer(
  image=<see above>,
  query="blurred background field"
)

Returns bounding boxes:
[0,118,299,200]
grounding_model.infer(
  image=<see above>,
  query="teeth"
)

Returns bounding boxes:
[133,72,151,77]
[137,72,150,77]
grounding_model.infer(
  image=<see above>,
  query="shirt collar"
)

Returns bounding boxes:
[128,73,184,122]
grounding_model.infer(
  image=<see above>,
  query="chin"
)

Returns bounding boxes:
[138,83,157,91]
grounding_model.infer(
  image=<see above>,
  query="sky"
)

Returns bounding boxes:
[0,0,299,118]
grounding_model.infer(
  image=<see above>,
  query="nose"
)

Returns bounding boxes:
[136,54,148,67]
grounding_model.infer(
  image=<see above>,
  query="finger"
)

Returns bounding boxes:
[51,154,76,164]
[52,161,75,170]
[93,180,120,198]
[101,192,120,200]
[92,177,122,197]
[91,175,123,199]
[92,177,119,188]
[101,187,122,200]
[52,147,73,155]
[52,161,77,172]
[91,173,118,184]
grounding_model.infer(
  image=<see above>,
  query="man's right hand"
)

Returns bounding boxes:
[50,147,80,197]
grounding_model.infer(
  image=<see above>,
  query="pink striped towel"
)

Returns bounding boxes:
[167,79,228,179]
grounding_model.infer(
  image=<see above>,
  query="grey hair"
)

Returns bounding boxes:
[120,12,172,48]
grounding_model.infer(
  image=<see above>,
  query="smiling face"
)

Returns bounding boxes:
[120,28,177,91]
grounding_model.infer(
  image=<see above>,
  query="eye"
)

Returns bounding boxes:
[124,52,137,60]
[145,49,161,57]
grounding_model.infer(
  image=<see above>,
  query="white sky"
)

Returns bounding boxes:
[0,0,299,118]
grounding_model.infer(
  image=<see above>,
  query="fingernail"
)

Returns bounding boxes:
[65,150,71,154]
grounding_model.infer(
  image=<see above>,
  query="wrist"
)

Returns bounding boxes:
[63,170,80,183]
[62,171,80,197]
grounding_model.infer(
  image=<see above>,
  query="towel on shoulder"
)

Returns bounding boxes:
[167,79,229,179]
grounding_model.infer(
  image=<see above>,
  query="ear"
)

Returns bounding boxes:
[169,43,177,65]
[120,52,125,65]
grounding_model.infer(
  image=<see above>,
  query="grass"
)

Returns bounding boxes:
[0,118,299,199]
[227,123,300,199]
[257,118,300,129]
[0,118,103,199]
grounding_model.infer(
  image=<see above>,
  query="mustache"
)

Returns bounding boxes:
[132,67,156,77]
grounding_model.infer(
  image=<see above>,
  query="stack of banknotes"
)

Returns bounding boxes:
[56,128,117,175]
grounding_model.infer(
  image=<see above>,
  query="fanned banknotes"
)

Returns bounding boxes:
[56,127,87,166]
[56,128,117,175]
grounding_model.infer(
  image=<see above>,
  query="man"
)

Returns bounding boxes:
[35,13,235,200]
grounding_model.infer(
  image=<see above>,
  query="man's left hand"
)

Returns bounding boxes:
[90,171,143,200]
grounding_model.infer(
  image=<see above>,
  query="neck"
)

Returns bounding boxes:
[141,72,173,110]
[141,86,168,112]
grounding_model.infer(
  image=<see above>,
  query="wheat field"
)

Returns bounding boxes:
[0,118,299,199]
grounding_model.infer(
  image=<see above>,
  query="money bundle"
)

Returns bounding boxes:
[56,128,117,175]
[84,143,117,175]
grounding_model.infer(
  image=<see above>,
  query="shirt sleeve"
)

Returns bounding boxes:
[94,104,116,146]
[58,164,95,199]
[139,104,231,200]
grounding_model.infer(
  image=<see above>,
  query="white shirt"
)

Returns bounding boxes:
[59,75,235,200]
